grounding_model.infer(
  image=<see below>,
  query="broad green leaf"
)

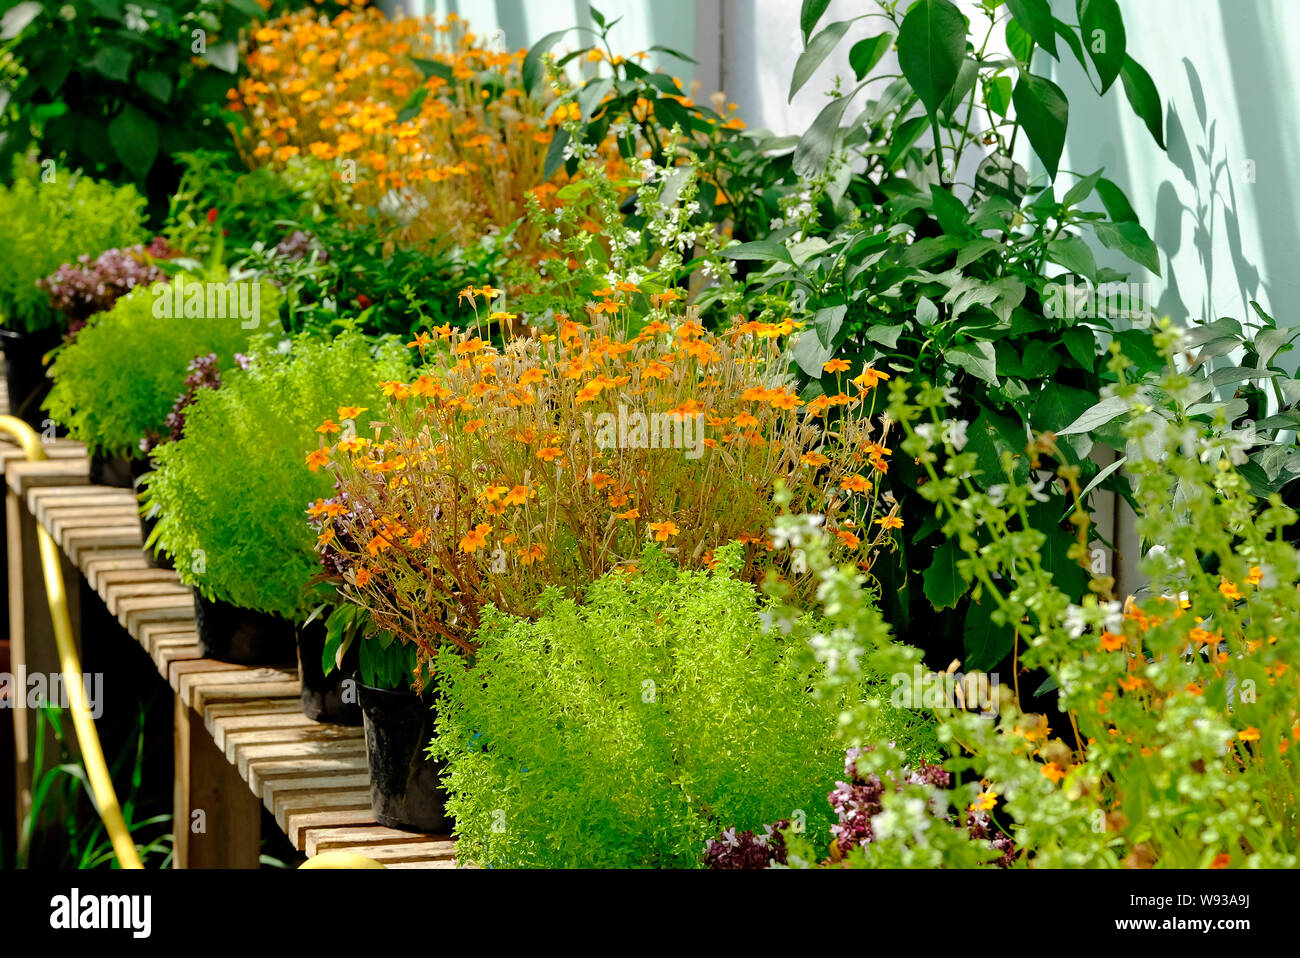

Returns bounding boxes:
[955,238,1003,269]
[800,0,833,43]
[897,0,968,118]
[1078,0,1125,94]
[1255,328,1289,367]
[939,57,979,120]
[412,57,453,83]
[1096,177,1138,223]
[985,75,1013,117]
[793,94,851,177]
[850,33,894,81]
[967,407,1031,485]
[523,28,572,94]
[1012,72,1068,178]
[1005,19,1034,65]
[1120,54,1165,149]
[1057,395,1128,436]
[1063,455,1126,519]
[793,329,835,377]
[790,19,855,100]
[543,127,569,179]
[946,341,998,385]
[90,45,133,82]
[929,184,970,236]
[1054,18,1088,72]
[107,106,158,179]
[923,540,970,610]
[1060,327,1096,371]
[865,324,905,348]
[1005,0,1058,58]
[1047,235,1097,282]
[1033,383,1098,434]
[916,296,940,327]
[1093,219,1160,275]
[964,596,1012,671]
[814,304,847,347]
[397,87,429,124]
[204,41,239,74]
[884,113,930,170]
[1062,169,1103,208]
[721,239,795,266]
[137,70,173,104]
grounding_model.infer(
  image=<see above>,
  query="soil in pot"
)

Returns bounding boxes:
[0,326,64,431]
[192,589,296,666]
[296,619,362,725]
[358,683,451,833]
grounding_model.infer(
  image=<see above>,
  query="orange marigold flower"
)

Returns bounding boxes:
[648,520,680,541]
[1238,727,1261,742]
[616,508,640,520]
[1098,631,1125,652]
[459,523,492,554]
[822,358,852,374]
[338,405,367,421]
[852,367,891,390]
[317,419,342,435]
[537,447,564,462]
[503,485,535,507]
[1041,763,1067,784]
[463,419,485,434]
[876,514,903,530]
[842,474,872,493]
[1210,853,1231,869]
[1219,578,1243,601]
[305,449,331,472]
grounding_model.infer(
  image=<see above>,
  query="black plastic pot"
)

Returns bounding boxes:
[88,451,145,489]
[0,325,63,430]
[137,508,174,571]
[192,589,296,665]
[296,619,362,725]
[358,684,451,833]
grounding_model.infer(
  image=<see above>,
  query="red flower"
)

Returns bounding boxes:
[206,208,218,224]
[356,294,373,309]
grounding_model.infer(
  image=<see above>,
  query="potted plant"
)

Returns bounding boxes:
[308,297,899,830]
[43,273,279,488]
[0,156,149,426]
[142,332,409,708]
[314,604,447,826]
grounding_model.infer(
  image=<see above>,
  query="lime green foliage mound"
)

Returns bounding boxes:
[146,332,410,620]
[0,158,148,332]
[433,546,931,868]
[44,278,282,459]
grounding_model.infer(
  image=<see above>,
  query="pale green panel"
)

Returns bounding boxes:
[1046,0,1300,331]
[380,0,696,81]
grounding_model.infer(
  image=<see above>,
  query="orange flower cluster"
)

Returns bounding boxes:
[229,3,622,250]
[307,293,900,657]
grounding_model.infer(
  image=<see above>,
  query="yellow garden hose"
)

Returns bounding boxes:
[0,415,143,869]
[299,851,386,869]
